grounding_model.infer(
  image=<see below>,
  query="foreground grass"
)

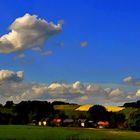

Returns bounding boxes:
[0,125,139,140]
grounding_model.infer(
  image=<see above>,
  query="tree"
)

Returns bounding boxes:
[88,105,109,122]
[123,100,140,108]
[13,101,54,124]
[4,101,14,108]
[109,112,125,128]
[127,109,140,131]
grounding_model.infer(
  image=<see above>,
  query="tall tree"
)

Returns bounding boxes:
[88,105,109,122]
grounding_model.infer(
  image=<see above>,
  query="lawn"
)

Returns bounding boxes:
[0,125,139,140]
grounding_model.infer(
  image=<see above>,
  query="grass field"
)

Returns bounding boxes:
[0,125,139,140]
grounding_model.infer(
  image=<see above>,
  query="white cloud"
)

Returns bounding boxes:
[136,89,140,97]
[86,84,102,93]
[48,83,66,89]
[0,13,62,53]
[123,76,134,83]
[109,88,124,97]
[72,81,84,89]
[0,70,24,82]
[80,41,88,47]
[77,95,89,102]
[123,76,140,86]
[0,76,139,105]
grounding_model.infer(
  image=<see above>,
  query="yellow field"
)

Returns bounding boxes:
[75,104,124,112]
[105,106,125,112]
[75,104,93,111]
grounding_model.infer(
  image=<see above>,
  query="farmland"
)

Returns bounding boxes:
[0,125,139,140]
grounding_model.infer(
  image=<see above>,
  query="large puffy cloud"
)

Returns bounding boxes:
[0,14,62,53]
[136,89,140,97]
[72,81,84,89]
[109,88,124,97]
[0,70,24,82]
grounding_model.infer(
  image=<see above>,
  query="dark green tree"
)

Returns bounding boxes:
[109,112,125,128]
[127,109,140,131]
[88,105,109,122]
[4,101,14,108]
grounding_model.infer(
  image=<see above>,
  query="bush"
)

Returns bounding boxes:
[88,105,109,122]
[127,109,140,131]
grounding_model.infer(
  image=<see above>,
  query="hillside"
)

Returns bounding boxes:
[55,104,125,112]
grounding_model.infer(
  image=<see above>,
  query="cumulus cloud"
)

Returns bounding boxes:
[109,88,124,97]
[136,89,140,97]
[0,76,139,105]
[123,76,140,86]
[72,81,84,89]
[48,83,66,89]
[0,70,24,82]
[77,95,89,102]
[0,13,62,53]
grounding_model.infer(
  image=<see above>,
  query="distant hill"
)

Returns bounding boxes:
[75,104,125,112]
[54,104,125,112]
[54,104,80,111]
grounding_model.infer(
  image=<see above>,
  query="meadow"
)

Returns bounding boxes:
[0,125,139,140]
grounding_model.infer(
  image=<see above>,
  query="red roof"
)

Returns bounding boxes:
[52,118,61,123]
[97,121,109,125]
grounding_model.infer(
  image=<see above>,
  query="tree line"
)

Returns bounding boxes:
[0,100,139,131]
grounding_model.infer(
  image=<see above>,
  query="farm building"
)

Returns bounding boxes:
[38,118,49,126]
[51,118,62,126]
[78,119,97,128]
[62,119,74,127]
[78,119,87,127]
[97,121,109,128]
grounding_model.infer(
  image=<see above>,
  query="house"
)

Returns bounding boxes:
[62,119,74,127]
[51,118,62,126]
[78,119,86,127]
[38,121,42,126]
[86,120,97,128]
[42,118,48,126]
[38,118,49,126]
[97,121,109,128]
[78,119,96,128]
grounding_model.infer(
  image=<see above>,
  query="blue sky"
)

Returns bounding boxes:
[0,0,140,83]
[0,0,140,104]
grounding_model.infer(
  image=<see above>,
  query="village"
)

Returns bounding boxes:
[36,103,125,129]
[0,99,140,131]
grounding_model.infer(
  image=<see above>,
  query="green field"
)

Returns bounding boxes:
[0,125,139,140]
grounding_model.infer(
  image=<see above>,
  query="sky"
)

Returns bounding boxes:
[0,0,140,105]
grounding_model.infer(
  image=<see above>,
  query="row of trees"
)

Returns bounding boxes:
[123,100,140,131]
[0,101,54,124]
[0,100,140,131]
[123,100,140,108]
[88,105,125,128]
